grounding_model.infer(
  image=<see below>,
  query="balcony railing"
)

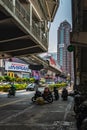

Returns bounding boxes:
[0,0,48,49]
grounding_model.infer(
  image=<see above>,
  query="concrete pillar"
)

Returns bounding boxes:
[30,3,32,31]
[12,0,15,14]
[39,22,42,40]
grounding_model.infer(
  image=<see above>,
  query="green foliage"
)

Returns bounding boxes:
[0,83,27,92]
[4,76,11,82]
[0,86,4,91]
[10,77,16,82]
[0,76,4,81]
[1,85,10,92]
[15,77,22,82]
[0,76,35,84]
[40,78,45,84]
[22,78,29,82]
[15,84,27,90]
[48,82,68,91]
[29,77,35,83]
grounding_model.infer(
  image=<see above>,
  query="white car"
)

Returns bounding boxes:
[46,81,55,85]
[26,83,36,91]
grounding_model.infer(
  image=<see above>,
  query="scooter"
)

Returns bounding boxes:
[61,88,68,100]
[7,83,16,98]
[73,91,86,115]
[42,92,53,103]
[31,90,42,103]
[75,101,87,130]
[80,117,87,130]
[31,89,53,103]
[53,87,59,100]
[42,87,53,103]
[7,88,16,98]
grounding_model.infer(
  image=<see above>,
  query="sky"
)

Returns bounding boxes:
[48,0,72,53]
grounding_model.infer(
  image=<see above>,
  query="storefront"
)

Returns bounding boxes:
[5,61,31,78]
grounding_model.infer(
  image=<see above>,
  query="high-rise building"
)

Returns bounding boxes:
[57,20,74,80]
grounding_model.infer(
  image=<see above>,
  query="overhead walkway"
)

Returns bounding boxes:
[20,54,62,74]
[0,0,59,59]
[0,0,61,75]
[0,0,47,58]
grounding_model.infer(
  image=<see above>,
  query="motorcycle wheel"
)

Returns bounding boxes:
[7,93,10,98]
[54,94,59,100]
[81,117,87,130]
[31,96,36,103]
[55,96,59,100]
[13,92,15,96]
[63,97,67,101]
[47,96,53,103]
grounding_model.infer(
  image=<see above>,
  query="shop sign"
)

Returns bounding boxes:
[5,61,29,72]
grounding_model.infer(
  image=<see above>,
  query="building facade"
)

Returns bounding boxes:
[57,20,74,80]
[70,0,87,91]
[0,58,31,78]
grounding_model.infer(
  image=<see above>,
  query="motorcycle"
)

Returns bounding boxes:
[7,88,16,98]
[42,87,53,103]
[75,100,87,130]
[42,91,53,103]
[73,92,86,115]
[80,117,87,130]
[31,88,53,104]
[31,90,42,103]
[7,83,16,98]
[61,88,68,100]
[53,87,59,100]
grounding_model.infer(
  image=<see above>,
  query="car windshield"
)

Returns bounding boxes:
[28,83,34,87]
[29,84,33,86]
[46,82,55,84]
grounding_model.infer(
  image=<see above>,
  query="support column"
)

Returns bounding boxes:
[30,3,32,31]
[12,0,15,14]
[39,22,42,41]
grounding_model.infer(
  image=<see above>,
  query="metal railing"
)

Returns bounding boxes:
[0,0,48,49]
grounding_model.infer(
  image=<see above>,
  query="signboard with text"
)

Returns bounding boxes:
[5,61,29,72]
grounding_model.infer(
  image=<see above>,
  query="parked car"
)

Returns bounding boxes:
[26,83,36,91]
[46,81,55,85]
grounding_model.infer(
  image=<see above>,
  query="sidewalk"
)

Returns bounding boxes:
[0,86,77,130]
[0,98,77,130]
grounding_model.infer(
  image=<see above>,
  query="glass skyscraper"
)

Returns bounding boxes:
[57,20,74,80]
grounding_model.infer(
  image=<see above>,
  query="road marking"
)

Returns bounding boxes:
[64,102,72,120]
[0,97,29,108]
[0,105,34,123]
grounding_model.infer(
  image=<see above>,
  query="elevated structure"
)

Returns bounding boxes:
[70,0,87,91]
[0,0,59,58]
[20,55,62,74]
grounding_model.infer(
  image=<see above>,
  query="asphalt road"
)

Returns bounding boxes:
[0,88,77,130]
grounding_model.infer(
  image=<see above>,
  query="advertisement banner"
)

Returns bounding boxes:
[5,61,29,72]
